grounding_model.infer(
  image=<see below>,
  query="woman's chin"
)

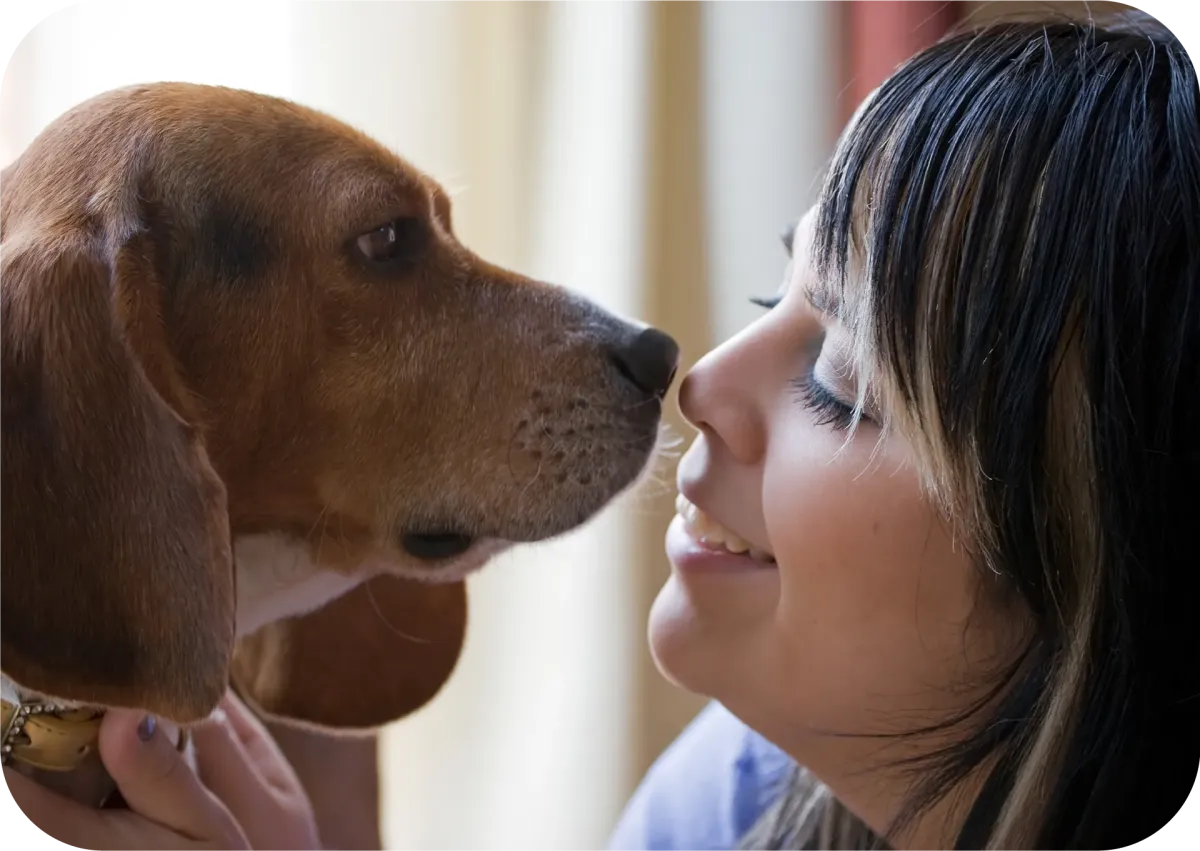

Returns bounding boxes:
[647,576,699,689]
[646,574,743,696]
[648,567,787,700]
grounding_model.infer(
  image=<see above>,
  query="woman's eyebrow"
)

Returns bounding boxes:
[782,212,843,318]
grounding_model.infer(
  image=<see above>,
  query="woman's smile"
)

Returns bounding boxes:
[666,493,777,575]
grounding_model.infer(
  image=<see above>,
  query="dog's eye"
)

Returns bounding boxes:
[355,217,426,264]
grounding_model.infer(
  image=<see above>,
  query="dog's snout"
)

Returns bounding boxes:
[608,326,680,399]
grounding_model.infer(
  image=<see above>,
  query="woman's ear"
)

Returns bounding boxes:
[231,575,467,732]
[2,232,236,722]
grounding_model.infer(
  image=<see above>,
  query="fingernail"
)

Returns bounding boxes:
[137,715,157,742]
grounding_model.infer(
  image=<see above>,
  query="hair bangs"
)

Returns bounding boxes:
[813,25,1127,527]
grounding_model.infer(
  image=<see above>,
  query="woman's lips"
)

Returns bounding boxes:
[666,493,777,572]
[674,493,775,563]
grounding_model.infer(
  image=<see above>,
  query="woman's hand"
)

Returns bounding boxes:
[5,691,320,850]
[191,692,321,850]
[7,705,251,849]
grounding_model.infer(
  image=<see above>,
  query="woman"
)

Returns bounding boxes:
[8,13,1198,850]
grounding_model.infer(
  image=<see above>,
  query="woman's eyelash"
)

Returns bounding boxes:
[791,370,857,431]
[752,293,866,431]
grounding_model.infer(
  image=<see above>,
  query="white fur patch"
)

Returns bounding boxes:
[1,534,500,707]
[0,535,361,706]
[233,533,369,638]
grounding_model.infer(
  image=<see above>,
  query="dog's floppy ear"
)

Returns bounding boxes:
[231,575,466,732]
[1,228,236,722]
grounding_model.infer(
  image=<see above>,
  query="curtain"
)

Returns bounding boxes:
[0,2,977,847]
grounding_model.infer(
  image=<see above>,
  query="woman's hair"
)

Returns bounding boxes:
[742,10,1199,850]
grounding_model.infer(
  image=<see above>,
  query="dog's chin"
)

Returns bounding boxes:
[389,433,673,583]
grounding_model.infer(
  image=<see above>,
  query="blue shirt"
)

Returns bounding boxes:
[608,702,796,850]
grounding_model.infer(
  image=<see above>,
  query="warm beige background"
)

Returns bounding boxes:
[2,3,839,847]
[2,1,1160,848]
[370,8,1143,841]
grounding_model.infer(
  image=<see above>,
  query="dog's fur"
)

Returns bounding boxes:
[1,83,675,800]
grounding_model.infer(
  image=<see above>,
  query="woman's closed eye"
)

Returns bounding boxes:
[751,293,866,431]
[792,370,858,431]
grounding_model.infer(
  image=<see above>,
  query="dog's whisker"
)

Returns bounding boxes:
[306,500,333,566]
[627,476,679,505]
[518,458,544,502]
[365,581,429,644]
[619,396,660,413]
[505,421,526,486]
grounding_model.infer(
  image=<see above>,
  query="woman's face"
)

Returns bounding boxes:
[649,208,1024,774]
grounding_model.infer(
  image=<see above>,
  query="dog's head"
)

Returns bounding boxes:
[1,83,677,731]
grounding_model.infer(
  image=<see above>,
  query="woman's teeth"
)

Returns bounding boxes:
[675,494,776,564]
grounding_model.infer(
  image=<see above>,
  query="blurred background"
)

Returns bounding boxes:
[0,1,1144,848]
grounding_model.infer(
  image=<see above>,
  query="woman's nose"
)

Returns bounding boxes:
[677,340,768,466]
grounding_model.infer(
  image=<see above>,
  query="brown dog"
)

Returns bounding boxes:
[1,82,677,803]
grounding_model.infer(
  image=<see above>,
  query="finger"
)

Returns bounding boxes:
[0,768,202,844]
[0,763,103,849]
[217,691,266,745]
[215,692,293,771]
[98,709,248,848]
[192,700,283,816]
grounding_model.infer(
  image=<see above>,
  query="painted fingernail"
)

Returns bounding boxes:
[137,715,157,742]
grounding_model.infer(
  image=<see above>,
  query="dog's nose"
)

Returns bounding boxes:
[609,326,680,399]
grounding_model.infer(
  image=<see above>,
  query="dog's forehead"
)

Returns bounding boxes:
[145,88,411,174]
[31,82,422,192]
[178,87,443,217]
[5,83,448,254]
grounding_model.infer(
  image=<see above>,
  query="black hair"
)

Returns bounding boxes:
[811,12,1199,849]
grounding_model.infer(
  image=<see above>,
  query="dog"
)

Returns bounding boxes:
[1,82,678,807]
